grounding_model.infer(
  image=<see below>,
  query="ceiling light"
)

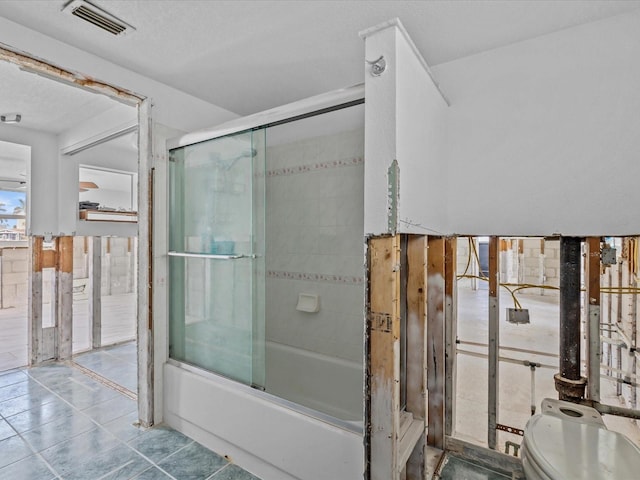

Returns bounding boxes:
[79,181,99,189]
[0,113,21,124]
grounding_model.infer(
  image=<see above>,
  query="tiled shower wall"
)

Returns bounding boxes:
[265,127,365,364]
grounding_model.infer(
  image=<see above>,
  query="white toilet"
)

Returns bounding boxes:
[521,398,640,479]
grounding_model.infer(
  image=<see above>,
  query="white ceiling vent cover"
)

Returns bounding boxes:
[62,0,135,36]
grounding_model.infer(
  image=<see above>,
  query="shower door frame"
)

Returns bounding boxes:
[165,84,366,427]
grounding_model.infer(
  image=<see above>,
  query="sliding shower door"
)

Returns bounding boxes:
[168,130,266,388]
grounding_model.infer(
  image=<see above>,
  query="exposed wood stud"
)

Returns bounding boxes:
[444,237,457,437]
[405,235,428,480]
[90,237,102,349]
[29,237,44,365]
[488,236,500,450]
[137,98,154,428]
[427,236,445,449]
[368,235,401,480]
[585,237,601,402]
[56,236,74,361]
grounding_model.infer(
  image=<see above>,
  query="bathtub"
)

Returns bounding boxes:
[264,340,364,429]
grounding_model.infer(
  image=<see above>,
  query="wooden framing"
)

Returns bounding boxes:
[488,236,500,450]
[585,237,601,402]
[137,98,154,427]
[56,236,74,360]
[90,237,102,349]
[29,237,45,365]
[444,237,457,437]
[427,236,445,449]
[368,235,402,480]
[368,235,427,480]
[405,236,428,479]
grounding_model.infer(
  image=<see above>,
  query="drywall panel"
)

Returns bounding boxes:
[361,23,397,235]
[0,124,58,236]
[433,9,640,236]
[164,363,364,480]
[361,19,448,236]
[396,28,448,235]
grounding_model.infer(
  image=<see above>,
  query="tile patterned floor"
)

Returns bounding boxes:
[73,342,138,393]
[437,454,512,480]
[0,363,261,480]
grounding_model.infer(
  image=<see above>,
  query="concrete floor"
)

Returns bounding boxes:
[456,284,640,450]
[0,293,135,372]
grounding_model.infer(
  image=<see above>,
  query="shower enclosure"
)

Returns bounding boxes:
[168,102,365,426]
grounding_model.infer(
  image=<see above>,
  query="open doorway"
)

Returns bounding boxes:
[0,139,29,371]
[0,56,142,399]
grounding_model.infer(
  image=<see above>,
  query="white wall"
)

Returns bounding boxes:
[361,19,449,236]
[0,124,58,236]
[434,9,640,236]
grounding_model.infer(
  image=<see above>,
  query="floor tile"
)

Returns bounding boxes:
[128,425,193,462]
[82,394,137,424]
[65,443,151,480]
[50,379,120,410]
[0,435,33,469]
[0,454,56,480]
[158,442,228,480]
[0,388,58,418]
[4,398,75,433]
[0,371,27,389]
[21,412,96,451]
[40,427,120,475]
[438,454,511,480]
[133,466,174,479]
[0,419,16,442]
[0,378,48,402]
[210,464,261,480]
[103,412,145,442]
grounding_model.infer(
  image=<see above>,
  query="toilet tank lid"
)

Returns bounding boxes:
[525,414,640,479]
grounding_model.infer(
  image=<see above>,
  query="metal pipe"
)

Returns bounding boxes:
[560,237,582,381]
[580,401,640,421]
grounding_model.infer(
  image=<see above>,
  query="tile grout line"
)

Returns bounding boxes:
[69,360,137,400]
[19,366,145,479]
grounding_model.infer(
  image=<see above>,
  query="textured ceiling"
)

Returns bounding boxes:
[0,60,121,134]
[0,0,638,116]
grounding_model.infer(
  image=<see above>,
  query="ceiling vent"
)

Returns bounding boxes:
[62,0,135,36]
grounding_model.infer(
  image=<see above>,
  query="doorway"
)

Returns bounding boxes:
[0,51,149,422]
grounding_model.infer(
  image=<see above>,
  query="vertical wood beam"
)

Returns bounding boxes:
[137,98,154,427]
[488,236,500,450]
[89,237,102,349]
[29,236,44,365]
[427,236,445,449]
[406,235,427,480]
[368,235,401,480]
[56,236,73,360]
[585,237,601,402]
[444,237,457,437]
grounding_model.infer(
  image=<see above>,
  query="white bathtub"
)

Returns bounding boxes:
[264,340,364,427]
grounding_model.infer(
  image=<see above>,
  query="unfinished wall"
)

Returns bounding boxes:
[601,238,639,414]
[433,10,640,236]
[0,246,28,308]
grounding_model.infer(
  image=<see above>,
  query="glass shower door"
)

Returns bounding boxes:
[168,129,265,388]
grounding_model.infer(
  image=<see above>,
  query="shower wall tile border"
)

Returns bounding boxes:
[265,156,364,178]
[267,270,364,285]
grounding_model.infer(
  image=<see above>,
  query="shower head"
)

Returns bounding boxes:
[218,148,257,170]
